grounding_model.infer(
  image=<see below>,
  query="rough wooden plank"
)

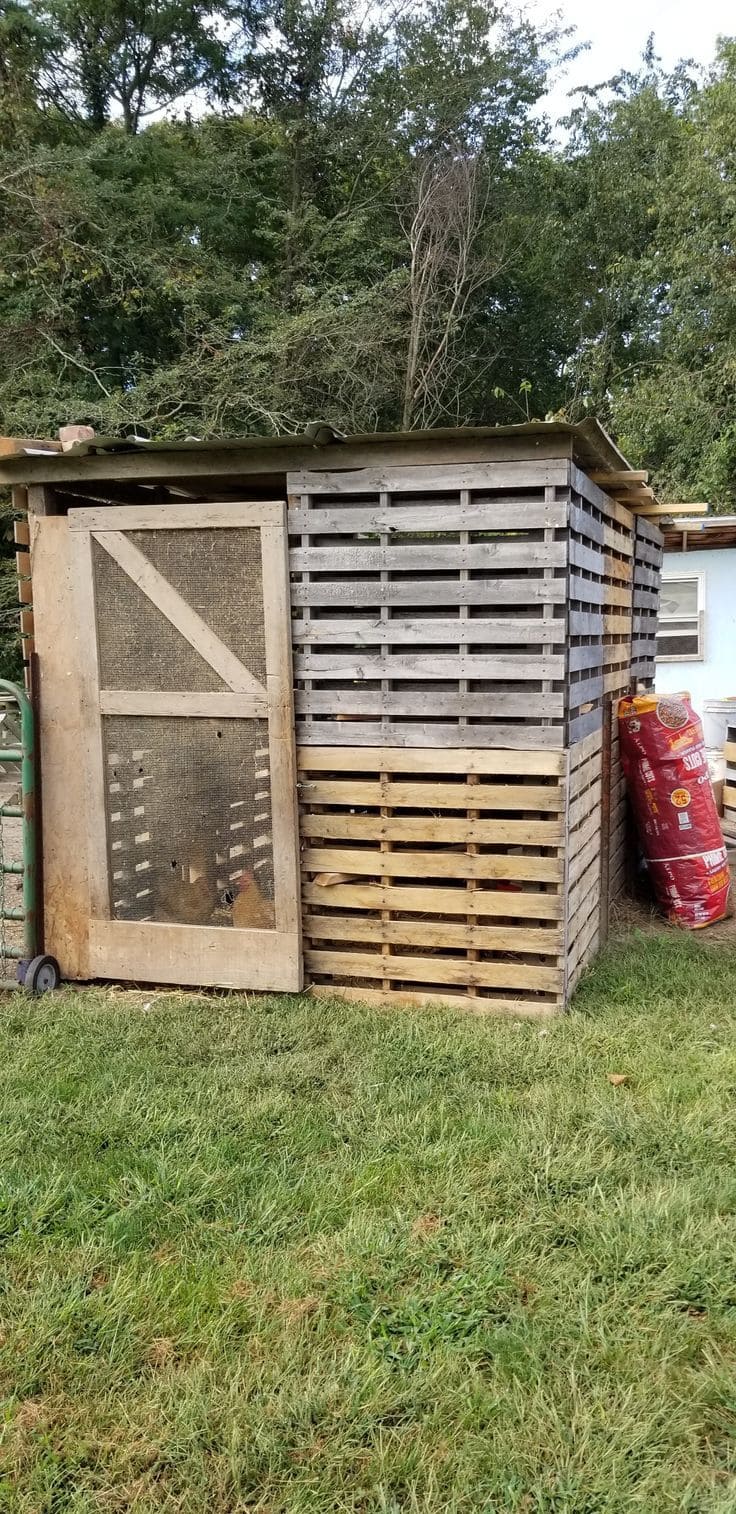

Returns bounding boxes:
[69,528,111,922]
[98,691,267,718]
[291,578,568,608]
[260,519,303,949]
[291,617,566,646]
[301,813,564,846]
[294,653,566,681]
[295,690,565,718]
[569,502,605,546]
[297,746,566,775]
[88,921,302,991]
[69,501,284,530]
[288,499,569,533]
[304,948,562,991]
[296,721,566,749]
[301,847,564,882]
[29,516,90,974]
[290,541,567,573]
[301,880,562,919]
[299,778,564,810]
[303,914,563,954]
[308,983,560,1018]
[287,460,571,494]
[568,708,604,745]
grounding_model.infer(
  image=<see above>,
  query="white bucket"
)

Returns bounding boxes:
[702,698,736,751]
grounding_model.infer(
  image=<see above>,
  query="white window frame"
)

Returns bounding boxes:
[656,571,705,663]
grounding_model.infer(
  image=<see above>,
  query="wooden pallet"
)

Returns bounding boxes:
[289,461,571,750]
[298,745,567,1016]
[566,729,603,996]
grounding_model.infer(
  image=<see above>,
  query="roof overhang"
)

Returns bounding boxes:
[0,417,646,489]
[662,516,736,552]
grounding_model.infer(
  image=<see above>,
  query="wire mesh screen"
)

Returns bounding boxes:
[103,715,275,929]
[93,528,267,691]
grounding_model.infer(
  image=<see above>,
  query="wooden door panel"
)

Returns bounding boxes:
[67,501,302,991]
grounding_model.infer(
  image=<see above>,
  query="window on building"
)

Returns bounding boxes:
[656,574,704,661]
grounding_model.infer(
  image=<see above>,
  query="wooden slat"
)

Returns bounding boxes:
[301,846,563,882]
[635,502,707,518]
[291,617,566,646]
[287,461,570,494]
[260,520,303,947]
[301,813,563,846]
[294,653,565,681]
[589,470,649,487]
[292,578,567,608]
[296,722,566,749]
[290,541,566,573]
[299,778,564,810]
[69,501,284,530]
[308,983,558,1019]
[305,948,562,991]
[99,691,267,718]
[288,499,568,533]
[302,880,561,919]
[295,690,564,718]
[297,746,566,775]
[303,914,563,954]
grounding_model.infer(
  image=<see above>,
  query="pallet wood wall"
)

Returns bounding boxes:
[290,459,663,1009]
[565,730,603,996]
[298,745,566,1016]
[632,516,664,686]
[288,461,570,750]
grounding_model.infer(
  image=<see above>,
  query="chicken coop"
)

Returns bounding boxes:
[0,420,664,1014]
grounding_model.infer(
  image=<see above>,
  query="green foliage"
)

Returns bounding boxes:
[1,1,736,503]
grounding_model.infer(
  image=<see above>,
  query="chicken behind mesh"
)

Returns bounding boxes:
[232,870,275,930]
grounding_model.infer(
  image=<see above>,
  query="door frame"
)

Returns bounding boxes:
[68,501,302,991]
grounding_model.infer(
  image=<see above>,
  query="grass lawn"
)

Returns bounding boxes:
[1,928,736,1512]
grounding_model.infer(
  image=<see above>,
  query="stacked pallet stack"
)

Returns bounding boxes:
[289,458,663,1014]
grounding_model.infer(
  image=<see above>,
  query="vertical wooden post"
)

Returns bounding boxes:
[599,694,612,946]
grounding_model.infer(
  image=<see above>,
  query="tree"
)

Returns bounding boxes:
[28,0,253,132]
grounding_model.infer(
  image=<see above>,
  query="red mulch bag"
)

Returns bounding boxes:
[618,691,731,928]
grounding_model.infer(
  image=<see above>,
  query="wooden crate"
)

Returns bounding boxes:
[289,461,570,750]
[298,745,567,1016]
[565,729,603,996]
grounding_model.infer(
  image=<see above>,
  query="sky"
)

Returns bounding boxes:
[533,0,736,121]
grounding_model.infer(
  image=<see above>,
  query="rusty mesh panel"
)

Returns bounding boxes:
[103,716,275,928]
[93,528,266,691]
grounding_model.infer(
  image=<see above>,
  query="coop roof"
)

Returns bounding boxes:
[0,416,642,487]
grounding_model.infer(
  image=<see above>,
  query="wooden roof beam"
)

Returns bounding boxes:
[589,469,649,487]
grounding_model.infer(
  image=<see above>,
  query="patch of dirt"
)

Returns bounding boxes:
[144,1337,176,1368]
[14,1400,46,1431]
[410,1212,446,1241]
[276,1295,320,1322]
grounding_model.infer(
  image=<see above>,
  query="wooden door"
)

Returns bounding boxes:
[69,501,302,990]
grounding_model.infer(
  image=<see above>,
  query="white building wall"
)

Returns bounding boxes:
[655,546,736,733]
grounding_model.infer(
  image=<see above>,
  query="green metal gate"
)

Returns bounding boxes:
[0,679,59,991]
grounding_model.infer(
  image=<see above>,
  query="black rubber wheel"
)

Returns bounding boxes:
[24,954,61,993]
